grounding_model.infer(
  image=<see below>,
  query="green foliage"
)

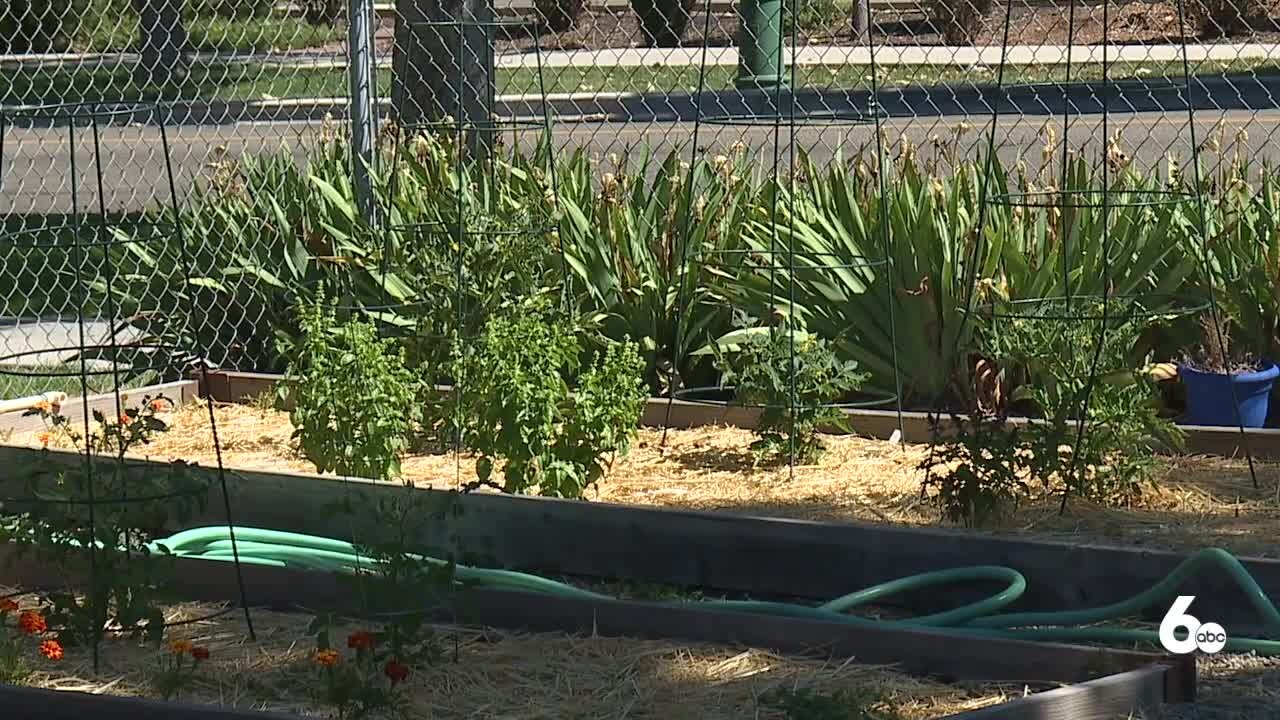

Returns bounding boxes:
[101,128,555,375]
[197,0,274,20]
[922,299,1184,526]
[0,0,87,53]
[728,151,1196,410]
[85,129,1280,420]
[785,0,852,34]
[761,685,903,720]
[712,318,866,464]
[1186,170,1280,362]
[556,146,754,394]
[988,300,1183,503]
[2,395,206,647]
[288,299,419,480]
[455,299,648,498]
[919,412,1030,527]
[0,602,31,684]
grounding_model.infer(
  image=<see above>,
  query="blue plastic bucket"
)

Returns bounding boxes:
[1178,361,1280,428]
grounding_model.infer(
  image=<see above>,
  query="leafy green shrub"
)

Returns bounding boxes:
[922,300,1183,526]
[988,300,1183,503]
[785,0,851,35]
[713,320,866,464]
[919,412,1030,527]
[4,394,204,647]
[288,299,419,480]
[454,299,647,498]
[556,146,754,396]
[197,0,274,20]
[0,0,87,52]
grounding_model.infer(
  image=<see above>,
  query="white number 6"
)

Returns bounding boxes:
[1159,595,1201,655]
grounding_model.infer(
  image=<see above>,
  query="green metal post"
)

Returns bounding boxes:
[736,0,787,90]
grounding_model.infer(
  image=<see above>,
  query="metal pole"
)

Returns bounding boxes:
[736,0,786,90]
[349,0,377,227]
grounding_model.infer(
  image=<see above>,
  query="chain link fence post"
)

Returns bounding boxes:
[349,0,377,227]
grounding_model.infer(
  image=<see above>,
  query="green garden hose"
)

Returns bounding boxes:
[153,527,1280,655]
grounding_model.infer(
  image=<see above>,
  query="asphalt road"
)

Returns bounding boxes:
[3,110,1280,214]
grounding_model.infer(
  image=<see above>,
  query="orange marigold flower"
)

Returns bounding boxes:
[149,399,169,412]
[169,639,194,655]
[39,639,63,661]
[36,431,52,448]
[18,610,47,635]
[314,649,340,667]
[384,660,410,687]
[346,631,376,651]
[0,599,18,613]
[191,646,210,661]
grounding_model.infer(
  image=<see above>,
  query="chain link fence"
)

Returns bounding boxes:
[1,0,1278,384]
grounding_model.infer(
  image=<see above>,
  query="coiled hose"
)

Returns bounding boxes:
[154,527,1280,655]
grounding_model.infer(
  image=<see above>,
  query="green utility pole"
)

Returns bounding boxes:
[735,0,787,90]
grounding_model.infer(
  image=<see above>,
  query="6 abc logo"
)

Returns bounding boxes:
[1159,595,1227,655]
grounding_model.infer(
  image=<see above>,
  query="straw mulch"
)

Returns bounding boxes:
[12,401,1280,558]
[4,590,1014,719]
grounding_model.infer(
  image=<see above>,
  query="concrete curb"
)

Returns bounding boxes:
[5,43,1280,70]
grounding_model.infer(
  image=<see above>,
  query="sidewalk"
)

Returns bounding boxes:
[5,43,1280,70]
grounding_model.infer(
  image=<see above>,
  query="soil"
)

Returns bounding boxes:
[342,3,1280,58]
[2,592,1016,719]
[15,402,1280,558]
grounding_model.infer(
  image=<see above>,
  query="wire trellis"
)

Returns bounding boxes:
[0,100,256,671]
[664,0,906,475]
[922,0,1260,519]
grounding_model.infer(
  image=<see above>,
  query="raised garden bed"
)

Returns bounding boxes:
[0,546,1191,719]
[28,371,1272,565]
[6,375,1280,718]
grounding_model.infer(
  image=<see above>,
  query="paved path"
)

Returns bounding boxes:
[6,43,1280,70]
[3,110,1280,214]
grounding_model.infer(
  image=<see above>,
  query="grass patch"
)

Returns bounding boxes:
[0,367,160,402]
[72,0,341,52]
[6,58,1277,105]
[81,18,338,54]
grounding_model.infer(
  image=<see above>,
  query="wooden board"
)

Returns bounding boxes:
[0,380,198,434]
[0,682,304,720]
[938,665,1170,720]
[0,544,1194,701]
[194,369,1280,460]
[0,442,1275,637]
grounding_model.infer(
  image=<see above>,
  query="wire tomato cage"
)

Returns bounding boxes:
[919,0,1260,513]
[0,101,256,671]
[659,0,906,476]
